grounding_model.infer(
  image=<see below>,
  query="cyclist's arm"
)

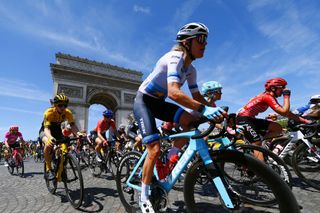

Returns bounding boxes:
[97,130,107,142]
[265,94,290,116]
[44,127,54,140]
[191,91,209,105]
[70,123,80,136]
[168,82,204,111]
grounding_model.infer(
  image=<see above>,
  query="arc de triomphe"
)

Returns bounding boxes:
[50,53,143,131]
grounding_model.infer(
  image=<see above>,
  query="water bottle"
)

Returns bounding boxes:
[272,144,283,155]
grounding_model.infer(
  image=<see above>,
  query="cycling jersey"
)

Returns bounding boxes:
[138,51,199,99]
[94,119,116,134]
[39,107,75,139]
[237,93,281,118]
[293,104,311,115]
[4,132,24,145]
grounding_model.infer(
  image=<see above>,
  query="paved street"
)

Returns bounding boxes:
[0,158,319,213]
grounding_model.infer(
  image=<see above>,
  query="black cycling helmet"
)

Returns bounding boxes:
[53,93,69,104]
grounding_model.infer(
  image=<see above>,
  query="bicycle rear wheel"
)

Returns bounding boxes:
[116,151,142,213]
[235,144,292,189]
[63,153,84,209]
[184,150,300,213]
[292,143,320,190]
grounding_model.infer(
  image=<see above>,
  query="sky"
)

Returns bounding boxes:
[1,0,319,140]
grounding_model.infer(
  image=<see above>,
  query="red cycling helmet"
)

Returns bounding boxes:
[9,125,19,132]
[265,78,287,90]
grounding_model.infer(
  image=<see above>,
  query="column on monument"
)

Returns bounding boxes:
[69,104,89,132]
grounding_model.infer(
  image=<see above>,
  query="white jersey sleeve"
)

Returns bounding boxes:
[138,51,198,99]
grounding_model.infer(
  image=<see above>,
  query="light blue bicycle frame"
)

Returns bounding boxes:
[125,129,236,209]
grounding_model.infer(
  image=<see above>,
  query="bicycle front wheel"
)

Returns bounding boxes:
[108,150,123,179]
[116,151,143,213]
[292,143,320,190]
[44,160,57,194]
[184,150,300,213]
[16,160,24,177]
[63,153,84,209]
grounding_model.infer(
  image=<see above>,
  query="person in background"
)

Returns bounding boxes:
[91,108,120,162]
[236,78,311,159]
[3,125,26,167]
[40,93,84,180]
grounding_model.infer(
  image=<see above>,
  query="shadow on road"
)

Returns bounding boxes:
[23,171,44,178]
[77,186,119,212]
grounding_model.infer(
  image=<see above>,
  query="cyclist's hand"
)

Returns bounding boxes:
[77,131,86,138]
[283,89,291,96]
[48,137,56,145]
[202,106,227,122]
[103,140,108,146]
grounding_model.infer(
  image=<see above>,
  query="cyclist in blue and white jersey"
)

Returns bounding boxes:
[133,22,227,212]
[293,95,320,120]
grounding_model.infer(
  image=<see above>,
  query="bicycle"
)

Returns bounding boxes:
[290,122,320,190]
[44,136,84,209]
[89,139,122,179]
[7,145,24,177]
[116,112,300,212]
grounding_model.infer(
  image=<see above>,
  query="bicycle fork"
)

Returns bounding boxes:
[198,147,238,209]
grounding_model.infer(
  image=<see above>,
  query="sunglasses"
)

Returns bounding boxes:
[275,86,286,89]
[207,89,222,96]
[196,34,207,44]
[57,104,68,108]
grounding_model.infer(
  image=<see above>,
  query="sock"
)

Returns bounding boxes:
[167,146,180,161]
[140,182,150,202]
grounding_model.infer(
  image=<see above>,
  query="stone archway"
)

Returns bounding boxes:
[50,53,143,131]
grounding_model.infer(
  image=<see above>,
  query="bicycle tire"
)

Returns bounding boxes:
[107,150,123,179]
[17,160,24,177]
[7,158,14,175]
[116,151,143,213]
[63,153,84,209]
[292,143,320,190]
[235,144,292,189]
[44,160,57,194]
[89,152,103,177]
[184,150,300,213]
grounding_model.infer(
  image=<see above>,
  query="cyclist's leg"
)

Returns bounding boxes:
[168,112,194,161]
[237,116,265,161]
[264,121,283,139]
[95,137,104,160]
[42,135,53,172]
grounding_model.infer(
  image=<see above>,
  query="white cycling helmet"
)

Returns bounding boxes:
[176,22,209,42]
[309,94,320,104]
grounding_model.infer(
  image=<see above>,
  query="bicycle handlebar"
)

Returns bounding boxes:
[295,122,320,139]
[191,106,229,139]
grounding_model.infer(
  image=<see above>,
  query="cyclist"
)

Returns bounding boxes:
[112,124,127,151]
[236,78,311,159]
[201,81,223,107]
[133,22,226,212]
[266,112,278,121]
[3,125,26,166]
[293,94,320,120]
[90,109,120,162]
[40,93,83,180]
[127,120,143,151]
